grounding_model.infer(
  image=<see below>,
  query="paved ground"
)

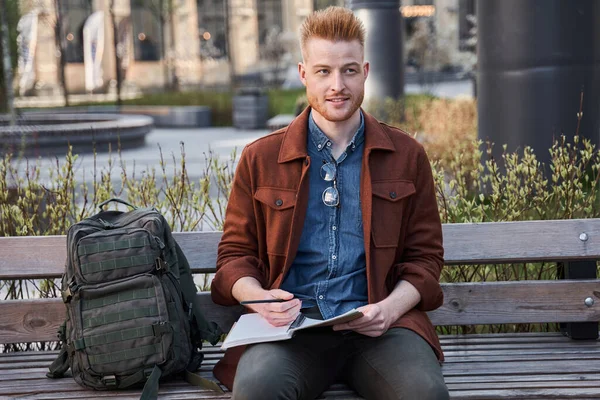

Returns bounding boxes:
[10,127,269,187]
[11,80,472,184]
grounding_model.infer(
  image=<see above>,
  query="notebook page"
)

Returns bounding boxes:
[221,313,292,349]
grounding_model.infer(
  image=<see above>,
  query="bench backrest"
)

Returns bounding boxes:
[1,218,600,344]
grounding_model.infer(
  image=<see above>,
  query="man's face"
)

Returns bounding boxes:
[299,38,369,123]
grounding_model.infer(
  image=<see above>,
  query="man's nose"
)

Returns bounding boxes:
[330,71,345,92]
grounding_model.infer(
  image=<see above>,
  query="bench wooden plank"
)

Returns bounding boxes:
[2,219,600,279]
[4,339,600,399]
[429,280,600,325]
[450,389,600,399]
[3,280,599,344]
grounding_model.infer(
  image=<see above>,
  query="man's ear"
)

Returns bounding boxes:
[363,62,370,80]
[298,62,307,86]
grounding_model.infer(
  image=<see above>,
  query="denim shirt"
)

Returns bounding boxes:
[280,111,368,319]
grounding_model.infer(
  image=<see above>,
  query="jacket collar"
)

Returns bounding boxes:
[278,106,395,164]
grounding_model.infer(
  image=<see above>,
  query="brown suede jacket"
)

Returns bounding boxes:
[210,107,444,390]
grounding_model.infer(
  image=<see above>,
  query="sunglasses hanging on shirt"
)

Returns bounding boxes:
[320,162,339,207]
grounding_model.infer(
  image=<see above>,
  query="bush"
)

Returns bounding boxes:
[2,120,599,335]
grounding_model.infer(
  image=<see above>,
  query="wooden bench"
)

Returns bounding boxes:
[2,218,600,399]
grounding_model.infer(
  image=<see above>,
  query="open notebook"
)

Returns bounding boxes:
[221,309,363,350]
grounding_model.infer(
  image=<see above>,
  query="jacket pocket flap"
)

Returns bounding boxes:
[254,187,297,210]
[372,180,416,202]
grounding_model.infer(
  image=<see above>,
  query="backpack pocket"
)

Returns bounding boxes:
[71,274,173,379]
[75,228,165,284]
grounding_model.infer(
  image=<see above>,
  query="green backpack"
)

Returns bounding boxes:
[47,199,223,398]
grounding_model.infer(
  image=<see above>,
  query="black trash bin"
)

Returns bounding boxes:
[232,73,269,129]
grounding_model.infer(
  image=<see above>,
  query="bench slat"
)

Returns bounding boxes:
[429,279,600,325]
[441,218,600,264]
[2,219,600,280]
[3,280,599,344]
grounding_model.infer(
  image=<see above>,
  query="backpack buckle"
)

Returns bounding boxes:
[57,324,67,341]
[144,368,154,379]
[155,257,168,273]
[61,287,72,303]
[62,279,79,303]
[101,375,117,387]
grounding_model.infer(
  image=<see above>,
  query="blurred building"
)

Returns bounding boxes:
[402,0,476,73]
[16,0,472,96]
[18,0,311,95]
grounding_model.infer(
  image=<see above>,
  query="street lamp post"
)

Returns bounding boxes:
[348,0,404,102]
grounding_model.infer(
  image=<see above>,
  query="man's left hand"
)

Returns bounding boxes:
[332,303,396,337]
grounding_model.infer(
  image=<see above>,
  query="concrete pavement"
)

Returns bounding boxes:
[11,79,473,184]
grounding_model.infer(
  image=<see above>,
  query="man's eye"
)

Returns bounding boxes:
[317,70,329,75]
[346,69,357,73]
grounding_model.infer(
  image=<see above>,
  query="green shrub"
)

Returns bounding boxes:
[2,127,599,335]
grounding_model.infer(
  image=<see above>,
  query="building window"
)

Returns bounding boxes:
[314,0,344,10]
[131,1,162,61]
[60,0,92,63]
[459,0,476,51]
[197,0,228,60]
[257,0,282,46]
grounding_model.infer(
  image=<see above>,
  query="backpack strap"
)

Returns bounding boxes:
[184,370,225,393]
[139,365,162,400]
[46,346,69,379]
[46,322,69,379]
[174,241,222,345]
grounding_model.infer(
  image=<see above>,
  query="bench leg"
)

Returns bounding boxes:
[559,260,599,340]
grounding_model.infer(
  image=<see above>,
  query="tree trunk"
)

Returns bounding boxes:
[0,0,16,124]
[167,0,178,90]
[109,0,122,106]
[54,0,69,107]
[158,0,169,90]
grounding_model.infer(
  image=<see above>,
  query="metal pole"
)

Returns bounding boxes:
[348,0,404,102]
[0,0,16,125]
[477,0,600,167]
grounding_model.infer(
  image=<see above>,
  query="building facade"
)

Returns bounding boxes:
[16,0,472,97]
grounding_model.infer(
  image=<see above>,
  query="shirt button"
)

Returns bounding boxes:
[332,226,337,231]
[317,144,322,149]
[332,254,337,260]
[275,199,283,206]
[318,295,324,300]
[390,192,397,199]
[327,142,331,147]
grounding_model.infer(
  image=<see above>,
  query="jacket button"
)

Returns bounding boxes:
[275,199,283,206]
[390,192,397,199]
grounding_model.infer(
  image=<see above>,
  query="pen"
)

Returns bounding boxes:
[240,299,288,305]
[240,297,311,305]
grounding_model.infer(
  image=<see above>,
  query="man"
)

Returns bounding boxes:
[211,6,448,400]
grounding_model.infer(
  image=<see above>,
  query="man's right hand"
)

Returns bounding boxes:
[247,289,302,327]
[231,277,302,327]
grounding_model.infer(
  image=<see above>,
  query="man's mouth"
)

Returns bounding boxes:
[327,98,349,103]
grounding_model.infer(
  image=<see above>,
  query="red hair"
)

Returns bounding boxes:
[300,7,366,55]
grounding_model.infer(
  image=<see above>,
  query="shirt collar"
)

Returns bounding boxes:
[308,110,365,153]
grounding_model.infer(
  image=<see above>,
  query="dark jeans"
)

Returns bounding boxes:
[232,327,449,400]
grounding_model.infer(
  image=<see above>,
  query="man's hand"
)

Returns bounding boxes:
[332,280,422,337]
[332,303,395,337]
[232,277,302,327]
[245,289,302,327]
